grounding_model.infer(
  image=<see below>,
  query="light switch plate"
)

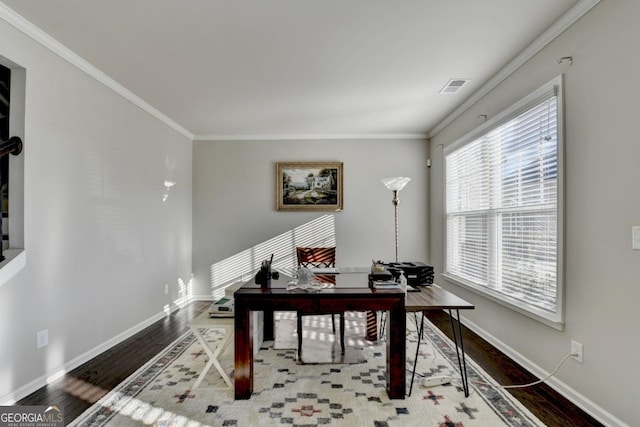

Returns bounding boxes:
[633,226,640,250]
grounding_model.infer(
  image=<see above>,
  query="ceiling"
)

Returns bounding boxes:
[1,0,582,140]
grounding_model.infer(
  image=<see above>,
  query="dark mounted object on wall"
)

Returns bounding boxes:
[0,136,23,263]
[0,136,23,158]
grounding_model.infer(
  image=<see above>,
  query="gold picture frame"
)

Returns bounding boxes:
[276,162,343,211]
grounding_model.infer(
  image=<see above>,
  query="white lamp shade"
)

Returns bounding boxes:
[381,176,411,191]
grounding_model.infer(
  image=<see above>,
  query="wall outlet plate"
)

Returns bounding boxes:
[571,340,583,363]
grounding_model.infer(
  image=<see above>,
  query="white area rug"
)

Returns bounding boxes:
[70,313,545,426]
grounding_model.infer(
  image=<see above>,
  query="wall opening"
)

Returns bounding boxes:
[0,55,26,285]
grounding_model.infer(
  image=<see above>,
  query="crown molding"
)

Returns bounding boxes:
[2,0,600,143]
[428,0,601,138]
[0,2,194,141]
[193,133,428,142]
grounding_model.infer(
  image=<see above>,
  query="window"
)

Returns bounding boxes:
[444,76,564,328]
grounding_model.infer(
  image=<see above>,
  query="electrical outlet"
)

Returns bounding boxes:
[571,340,583,363]
[37,329,49,349]
[164,284,169,295]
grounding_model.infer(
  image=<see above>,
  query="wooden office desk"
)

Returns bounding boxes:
[405,284,475,396]
[233,272,406,400]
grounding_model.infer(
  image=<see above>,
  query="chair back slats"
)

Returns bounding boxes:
[296,247,336,268]
[296,247,336,285]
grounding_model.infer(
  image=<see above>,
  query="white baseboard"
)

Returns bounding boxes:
[457,313,629,427]
[0,304,180,406]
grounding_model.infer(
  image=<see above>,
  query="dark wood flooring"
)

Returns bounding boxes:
[17,302,602,426]
[425,311,603,427]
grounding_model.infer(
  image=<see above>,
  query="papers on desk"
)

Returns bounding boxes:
[370,281,420,292]
[337,267,366,274]
[371,281,399,290]
[310,267,340,274]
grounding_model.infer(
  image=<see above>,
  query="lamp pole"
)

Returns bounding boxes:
[381,176,410,264]
[392,190,400,262]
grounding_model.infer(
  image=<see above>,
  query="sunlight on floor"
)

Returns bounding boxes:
[64,377,208,427]
[63,377,108,404]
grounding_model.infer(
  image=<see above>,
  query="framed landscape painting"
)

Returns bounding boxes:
[276,162,343,211]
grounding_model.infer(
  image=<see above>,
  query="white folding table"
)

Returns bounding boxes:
[189,312,234,390]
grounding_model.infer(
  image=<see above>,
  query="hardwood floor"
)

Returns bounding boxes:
[424,311,603,427]
[17,301,212,422]
[18,301,601,426]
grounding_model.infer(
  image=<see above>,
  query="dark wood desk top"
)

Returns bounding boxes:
[236,269,400,295]
[406,284,474,311]
[236,271,471,311]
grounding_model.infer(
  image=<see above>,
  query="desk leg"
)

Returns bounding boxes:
[386,306,406,399]
[263,310,274,341]
[448,309,470,397]
[234,305,253,399]
[407,313,425,397]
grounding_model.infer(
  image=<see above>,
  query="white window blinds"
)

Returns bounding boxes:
[444,77,563,326]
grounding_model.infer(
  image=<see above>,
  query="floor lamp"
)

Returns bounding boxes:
[381,177,411,262]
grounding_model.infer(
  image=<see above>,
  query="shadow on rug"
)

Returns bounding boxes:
[69,313,544,427]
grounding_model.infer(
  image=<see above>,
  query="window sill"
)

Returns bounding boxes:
[442,273,564,331]
[0,249,26,289]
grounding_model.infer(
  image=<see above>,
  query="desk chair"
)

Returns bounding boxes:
[296,247,345,357]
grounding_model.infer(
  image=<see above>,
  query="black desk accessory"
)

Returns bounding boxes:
[387,261,434,286]
[254,254,280,289]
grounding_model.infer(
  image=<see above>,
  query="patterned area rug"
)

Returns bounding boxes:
[70,313,545,427]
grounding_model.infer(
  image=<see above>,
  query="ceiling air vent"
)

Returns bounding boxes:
[439,78,469,94]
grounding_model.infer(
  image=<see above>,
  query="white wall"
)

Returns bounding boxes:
[192,138,429,297]
[3,1,632,423]
[0,18,193,402]
[430,1,637,425]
